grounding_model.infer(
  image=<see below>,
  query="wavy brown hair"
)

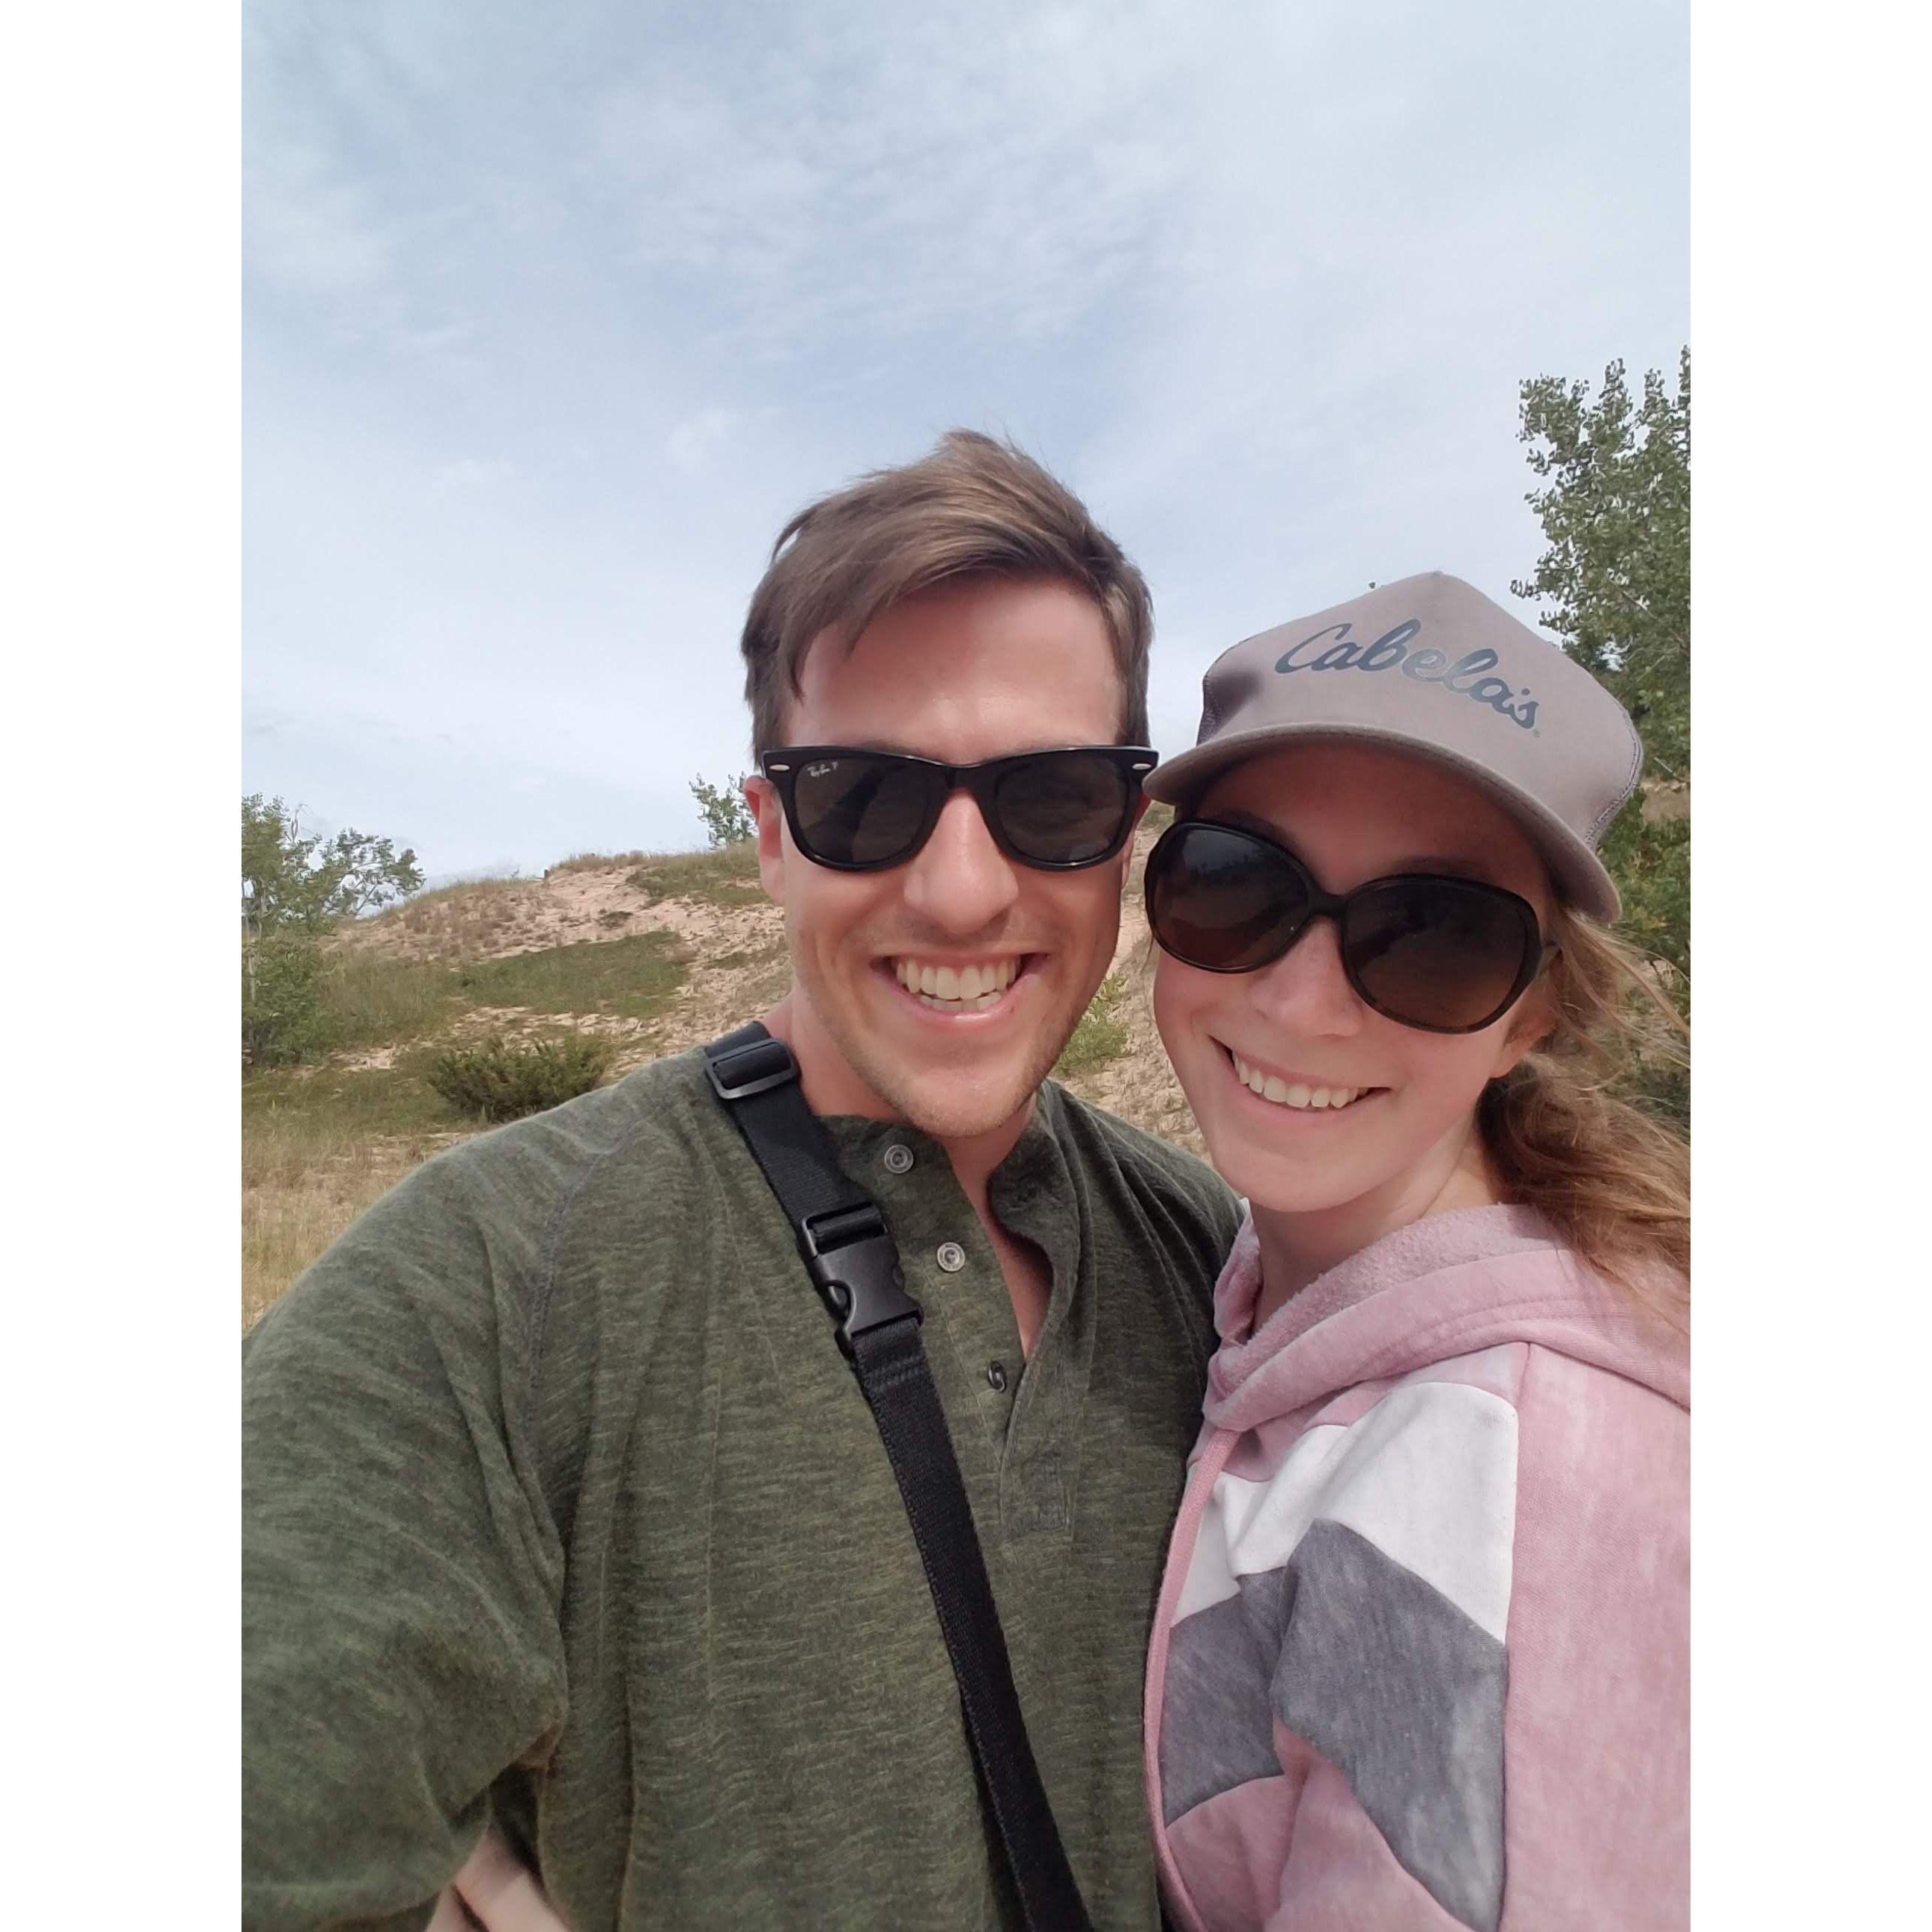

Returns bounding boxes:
[1482,907,1690,1330]
[739,429,1153,756]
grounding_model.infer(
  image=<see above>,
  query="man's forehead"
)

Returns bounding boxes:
[784,578,1126,746]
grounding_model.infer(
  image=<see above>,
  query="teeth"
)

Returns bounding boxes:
[891,957,1020,1011]
[1230,1052,1366,1112]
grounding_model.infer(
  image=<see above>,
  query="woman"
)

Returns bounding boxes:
[1140,572,1688,1932]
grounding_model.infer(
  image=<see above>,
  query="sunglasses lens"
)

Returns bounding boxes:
[790,754,937,866]
[1147,823,1312,971]
[1344,880,1534,1031]
[994,753,1134,865]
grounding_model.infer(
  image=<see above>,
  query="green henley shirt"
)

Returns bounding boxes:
[243,1042,1240,1931]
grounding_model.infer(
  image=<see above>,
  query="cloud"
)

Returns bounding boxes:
[428,456,517,499]
[243,0,1686,877]
[665,408,740,474]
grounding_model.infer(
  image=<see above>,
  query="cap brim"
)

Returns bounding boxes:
[1146,723,1623,923]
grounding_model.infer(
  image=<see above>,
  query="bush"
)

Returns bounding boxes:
[242,931,333,1067]
[424,1032,619,1123]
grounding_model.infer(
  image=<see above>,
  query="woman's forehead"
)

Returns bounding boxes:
[1201,743,1551,897]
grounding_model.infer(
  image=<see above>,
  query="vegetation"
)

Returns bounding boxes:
[242,1062,456,1328]
[690,773,757,847]
[1515,349,1690,1126]
[1055,973,1130,1079]
[453,927,686,1020]
[242,795,426,1066]
[626,842,765,909]
[425,1032,619,1124]
[242,931,335,1067]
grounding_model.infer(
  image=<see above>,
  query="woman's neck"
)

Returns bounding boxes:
[1248,1117,1506,1332]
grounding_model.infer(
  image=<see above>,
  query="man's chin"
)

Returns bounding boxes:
[882,1068,1040,1144]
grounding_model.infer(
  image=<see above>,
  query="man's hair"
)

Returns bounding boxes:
[739,429,1153,755]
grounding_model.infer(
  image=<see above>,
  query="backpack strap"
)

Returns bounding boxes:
[704,1023,1093,1932]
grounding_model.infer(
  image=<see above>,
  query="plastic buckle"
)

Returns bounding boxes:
[707,1035,798,1102]
[802,1208,922,1354]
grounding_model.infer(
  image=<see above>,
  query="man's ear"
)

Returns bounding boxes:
[745,775,786,907]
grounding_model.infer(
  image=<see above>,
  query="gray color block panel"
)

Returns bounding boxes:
[1271,1518,1507,1932]
[1158,1567,1292,1823]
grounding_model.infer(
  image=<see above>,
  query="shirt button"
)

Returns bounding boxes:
[986,1360,1008,1393]
[882,1143,915,1175]
[935,1241,967,1273]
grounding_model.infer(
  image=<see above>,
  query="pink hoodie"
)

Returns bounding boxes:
[1143,1205,1688,1932]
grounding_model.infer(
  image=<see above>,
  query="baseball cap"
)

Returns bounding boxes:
[1144,571,1643,921]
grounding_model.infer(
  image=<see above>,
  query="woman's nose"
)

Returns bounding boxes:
[1245,915,1365,1036]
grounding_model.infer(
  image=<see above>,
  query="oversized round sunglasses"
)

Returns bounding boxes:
[758,745,1158,872]
[1145,818,1553,1035]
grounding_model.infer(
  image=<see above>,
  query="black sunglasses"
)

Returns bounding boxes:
[758,745,1157,872]
[1145,818,1552,1035]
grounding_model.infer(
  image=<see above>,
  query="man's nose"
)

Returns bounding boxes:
[898,789,1022,932]
[1246,916,1365,1038]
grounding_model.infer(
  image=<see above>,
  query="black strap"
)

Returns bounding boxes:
[704,1023,1093,1932]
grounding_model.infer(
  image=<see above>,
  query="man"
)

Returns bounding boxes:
[244,432,1242,1931]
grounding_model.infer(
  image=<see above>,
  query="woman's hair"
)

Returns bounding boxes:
[1481,906,1690,1330]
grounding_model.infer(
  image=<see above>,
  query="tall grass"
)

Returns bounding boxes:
[1054,973,1131,1079]
[625,841,765,909]
[453,927,688,1018]
[242,1065,461,1328]
[323,949,464,1049]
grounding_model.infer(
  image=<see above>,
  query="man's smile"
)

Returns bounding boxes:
[880,951,1041,1017]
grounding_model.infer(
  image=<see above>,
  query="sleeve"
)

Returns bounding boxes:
[243,1158,570,1932]
[1497,1350,1690,1931]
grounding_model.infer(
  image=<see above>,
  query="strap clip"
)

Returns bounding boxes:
[801,1206,922,1353]
[706,1035,797,1102]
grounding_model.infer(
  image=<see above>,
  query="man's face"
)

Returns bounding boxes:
[749,576,1137,1140]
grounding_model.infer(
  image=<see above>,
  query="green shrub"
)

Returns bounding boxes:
[242,931,333,1067]
[1054,974,1130,1079]
[424,1032,619,1123]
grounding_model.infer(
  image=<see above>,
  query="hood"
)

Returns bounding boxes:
[1202,1204,1688,1437]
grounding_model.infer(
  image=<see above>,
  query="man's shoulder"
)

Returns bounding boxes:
[433,1041,719,1196]
[249,1043,737,1352]
[1040,1080,1239,1232]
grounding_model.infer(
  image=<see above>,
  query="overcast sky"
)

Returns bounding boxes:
[242,0,1687,883]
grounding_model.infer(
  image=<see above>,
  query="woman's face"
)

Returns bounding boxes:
[1152,742,1554,1222]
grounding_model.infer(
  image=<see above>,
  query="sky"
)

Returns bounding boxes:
[242,0,1688,884]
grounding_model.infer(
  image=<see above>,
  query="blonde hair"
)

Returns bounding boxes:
[1481,906,1690,1330]
[739,429,1153,755]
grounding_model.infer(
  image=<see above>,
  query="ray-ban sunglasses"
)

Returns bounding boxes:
[1145,818,1554,1035]
[757,744,1158,873]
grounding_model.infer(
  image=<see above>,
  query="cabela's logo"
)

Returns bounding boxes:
[1274,619,1538,729]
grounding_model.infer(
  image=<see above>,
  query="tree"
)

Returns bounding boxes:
[689,774,755,847]
[1515,350,1690,1123]
[242,794,423,937]
[1514,350,1689,783]
[242,795,423,1066]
